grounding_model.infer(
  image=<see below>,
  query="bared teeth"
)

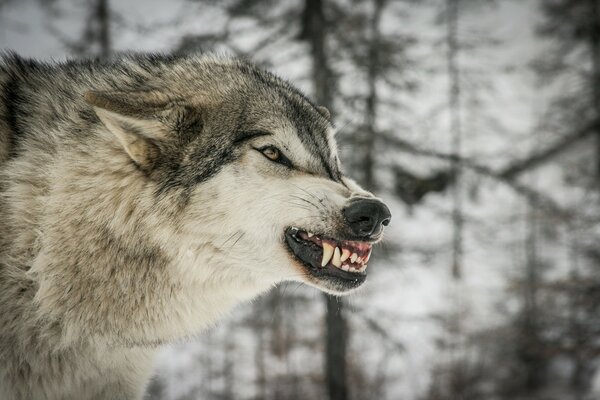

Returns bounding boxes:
[364,248,372,263]
[300,234,372,272]
[332,247,342,267]
[340,248,350,262]
[321,242,334,267]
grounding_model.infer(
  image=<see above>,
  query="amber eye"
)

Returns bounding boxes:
[261,146,280,161]
[256,145,294,168]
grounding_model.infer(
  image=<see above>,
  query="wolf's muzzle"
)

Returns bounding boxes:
[343,198,391,239]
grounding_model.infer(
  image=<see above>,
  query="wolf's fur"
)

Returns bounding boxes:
[0,53,381,399]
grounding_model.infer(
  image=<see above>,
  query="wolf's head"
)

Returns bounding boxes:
[85,56,390,296]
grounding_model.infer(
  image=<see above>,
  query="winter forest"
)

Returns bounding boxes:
[1,0,599,399]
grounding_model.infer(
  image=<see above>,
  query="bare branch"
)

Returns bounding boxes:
[379,132,576,219]
[353,313,406,354]
[499,120,599,180]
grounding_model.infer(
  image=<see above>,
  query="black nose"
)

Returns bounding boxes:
[343,198,391,238]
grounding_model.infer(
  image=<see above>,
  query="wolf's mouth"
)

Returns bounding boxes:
[284,227,372,290]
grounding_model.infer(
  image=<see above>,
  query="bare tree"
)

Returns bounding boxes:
[37,0,113,59]
[592,0,600,178]
[446,0,463,281]
[95,0,111,60]
[361,0,386,191]
[299,2,349,397]
[536,0,600,179]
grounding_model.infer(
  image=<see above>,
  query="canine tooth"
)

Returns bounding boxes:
[332,247,342,267]
[364,248,372,263]
[342,264,350,271]
[308,232,314,237]
[357,257,363,264]
[321,242,334,267]
[340,248,351,262]
[350,253,358,263]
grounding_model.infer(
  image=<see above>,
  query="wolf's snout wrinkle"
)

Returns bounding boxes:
[343,198,391,239]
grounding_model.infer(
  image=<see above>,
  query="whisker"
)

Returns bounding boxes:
[289,194,320,209]
[287,202,314,212]
[204,231,246,266]
[227,231,246,251]
[290,183,323,204]
[291,215,324,224]
[219,231,242,248]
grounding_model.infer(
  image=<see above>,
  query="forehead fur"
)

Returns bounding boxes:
[112,54,340,186]
[2,52,341,192]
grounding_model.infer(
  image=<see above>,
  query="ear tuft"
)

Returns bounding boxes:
[84,89,173,117]
[84,91,101,106]
[317,106,331,120]
[85,89,174,170]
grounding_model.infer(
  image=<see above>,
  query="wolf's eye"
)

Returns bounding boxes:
[262,146,280,161]
[257,145,293,168]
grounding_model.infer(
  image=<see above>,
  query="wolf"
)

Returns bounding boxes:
[0,53,391,399]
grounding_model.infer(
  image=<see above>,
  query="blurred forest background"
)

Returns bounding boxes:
[2,0,600,399]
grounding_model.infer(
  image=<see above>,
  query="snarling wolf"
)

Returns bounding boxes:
[0,53,391,399]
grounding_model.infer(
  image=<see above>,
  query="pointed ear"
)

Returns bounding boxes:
[317,106,331,120]
[84,90,177,169]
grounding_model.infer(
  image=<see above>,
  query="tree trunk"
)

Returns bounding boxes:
[520,202,545,393]
[301,1,347,399]
[445,1,468,397]
[95,0,111,60]
[566,231,594,399]
[325,296,348,400]
[363,0,386,191]
[446,0,463,280]
[253,301,268,400]
[222,329,236,400]
[302,0,333,108]
[590,0,600,178]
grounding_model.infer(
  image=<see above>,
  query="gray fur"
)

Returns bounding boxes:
[0,52,383,399]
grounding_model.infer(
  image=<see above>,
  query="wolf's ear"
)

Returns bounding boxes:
[85,90,177,169]
[317,106,331,120]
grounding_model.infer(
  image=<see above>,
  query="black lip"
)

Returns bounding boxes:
[284,227,367,290]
